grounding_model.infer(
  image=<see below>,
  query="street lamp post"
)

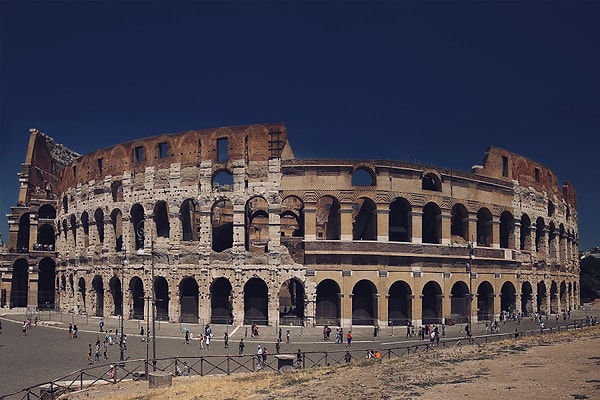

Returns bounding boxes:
[466,242,474,341]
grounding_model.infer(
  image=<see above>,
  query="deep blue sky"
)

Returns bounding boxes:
[1,1,599,250]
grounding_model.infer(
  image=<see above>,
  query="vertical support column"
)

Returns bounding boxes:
[374,293,382,327]
[493,293,501,319]
[414,290,423,327]
[467,216,477,244]
[340,203,353,241]
[303,206,317,241]
[340,292,349,328]
[199,278,211,326]
[29,213,38,252]
[410,210,423,244]
[441,293,451,323]
[440,212,451,245]
[376,207,389,242]
[491,219,501,249]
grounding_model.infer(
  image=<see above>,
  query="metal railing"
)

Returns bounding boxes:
[2,320,596,400]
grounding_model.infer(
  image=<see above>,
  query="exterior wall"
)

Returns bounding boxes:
[0,125,580,330]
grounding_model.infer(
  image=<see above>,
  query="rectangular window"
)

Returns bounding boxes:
[134,146,144,163]
[73,165,77,177]
[158,142,168,159]
[501,156,508,177]
[97,158,104,174]
[534,167,540,182]
[217,138,228,162]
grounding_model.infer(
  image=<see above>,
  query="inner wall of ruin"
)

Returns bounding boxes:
[0,124,579,328]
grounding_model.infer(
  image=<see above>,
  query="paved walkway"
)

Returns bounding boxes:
[1,307,598,396]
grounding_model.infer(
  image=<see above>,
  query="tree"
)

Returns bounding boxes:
[579,255,600,301]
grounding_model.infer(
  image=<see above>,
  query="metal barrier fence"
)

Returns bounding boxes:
[1,320,596,400]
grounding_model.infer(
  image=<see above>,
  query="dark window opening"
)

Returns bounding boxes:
[159,142,168,159]
[351,168,374,186]
[134,146,144,163]
[97,158,103,175]
[534,167,540,182]
[502,156,509,177]
[217,138,228,162]
[422,173,441,191]
[73,165,77,178]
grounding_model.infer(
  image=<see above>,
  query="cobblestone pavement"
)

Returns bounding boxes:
[1,307,598,395]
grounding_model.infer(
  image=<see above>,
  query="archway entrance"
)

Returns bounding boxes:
[10,259,28,308]
[180,278,199,323]
[278,278,305,325]
[316,279,341,326]
[537,281,547,314]
[154,277,169,321]
[129,277,144,319]
[38,257,56,309]
[92,275,104,317]
[450,281,469,323]
[521,282,533,315]
[477,281,494,321]
[211,278,233,324]
[500,281,517,313]
[244,278,268,325]
[109,276,123,316]
[388,281,412,326]
[422,281,442,324]
[352,280,377,325]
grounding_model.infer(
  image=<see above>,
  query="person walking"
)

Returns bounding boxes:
[286,329,291,343]
[184,329,190,345]
[73,324,78,339]
[87,344,93,364]
[99,318,104,332]
[346,330,353,347]
[224,331,229,348]
[238,338,245,356]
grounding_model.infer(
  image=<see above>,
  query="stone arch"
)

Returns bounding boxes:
[476,281,494,321]
[81,211,90,248]
[154,201,170,238]
[38,257,56,309]
[389,197,411,242]
[212,169,234,191]
[109,276,123,316]
[559,281,567,312]
[352,197,377,240]
[387,280,412,326]
[351,165,376,186]
[550,280,558,314]
[421,171,442,191]
[451,203,469,243]
[537,281,547,314]
[278,278,305,325]
[244,277,268,325]
[17,213,30,252]
[92,275,104,317]
[10,258,29,308]
[37,224,55,249]
[316,195,341,240]
[70,214,77,246]
[422,202,441,244]
[180,198,200,241]
[111,180,124,202]
[129,276,145,319]
[352,279,378,325]
[450,281,470,323]
[422,281,442,324]
[180,277,199,323]
[38,204,56,219]
[535,217,545,252]
[476,207,493,247]
[280,195,304,238]
[520,213,531,250]
[521,281,533,315]
[211,198,234,252]
[316,279,341,326]
[245,196,269,252]
[211,277,233,324]
[154,276,169,321]
[78,277,86,310]
[499,211,515,249]
[500,281,517,312]
[95,208,105,244]
[130,204,145,251]
[110,208,123,251]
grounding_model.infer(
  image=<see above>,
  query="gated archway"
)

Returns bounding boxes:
[521,281,533,315]
[537,281,547,314]
[387,280,412,326]
[500,281,517,312]
[244,278,268,325]
[10,259,28,308]
[211,278,233,324]
[316,279,341,326]
[352,279,378,325]
[180,277,199,323]
[450,281,469,323]
[78,277,86,311]
[92,275,104,317]
[38,257,56,309]
[154,276,169,321]
[421,281,442,324]
[476,281,494,321]
[129,276,144,319]
[109,276,123,316]
[278,278,305,325]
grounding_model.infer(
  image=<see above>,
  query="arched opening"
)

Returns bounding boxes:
[110,209,123,252]
[535,217,545,253]
[351,167,375,186]
[550,281,558,314]
[520,214,531,251]
[10,259,29,308]
[450,281,470,323]
[352,198,377,240]
[316,196,341,240]
[212,170,234,191]
[388,281,412,326]
[499,211,515,249]
[211,278,232,324]
[548,222,557,259]
[422,202,441,244]
[500,281,517,313]
[559,281,567,312]
[422,173,441,191]
[280,196,304,238]
[244,278,268,325]
[109,276,123,316]
[476,208,493,247]
[279,278,305,325]
[154,276,169,321]
[81,211,90,248]
[422,281,442,324]
[38,257,56,309]
[129,277,144,319]
[389,198,411,242]
[352,280,378,325]
[211,199,233,252]
[521,281,533,315]
[130,204,145,251]
[537,281,547,314]
[92,275,104,317]
[78,277,86,310]
[37,224,55,250]
[94,208,105,244]
[154,201,170,238]
[70,214,77,246]
[111,181,123,202]
[316,279,341,326]
[38,204,56,219]
[180,199,200,241]
[476,281,494,321]
[17,213,30,252]
[450,203,469,243]
[245,196,269,252]
[180,277,199,323]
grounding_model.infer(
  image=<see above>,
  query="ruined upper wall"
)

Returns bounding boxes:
[18,128,81,204]
[57,123,290,191]
[473,146,576,207]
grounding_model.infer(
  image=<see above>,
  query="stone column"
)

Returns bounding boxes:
[376,207,389,242]
[340,203,353,241]
[410,210,423,244]
[441,212,451,245]
[303,206,317,241]
[491,219,501,249]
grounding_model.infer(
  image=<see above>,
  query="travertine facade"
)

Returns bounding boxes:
[0,124,580,328]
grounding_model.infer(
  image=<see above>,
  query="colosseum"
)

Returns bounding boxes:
[0,123,580,330]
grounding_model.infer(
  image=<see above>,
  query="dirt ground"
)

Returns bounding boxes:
[62,324,600,400]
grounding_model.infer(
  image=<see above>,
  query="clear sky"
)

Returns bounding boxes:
[1,1,598,250]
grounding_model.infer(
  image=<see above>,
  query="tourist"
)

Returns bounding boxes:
[238,338,245,356]
[346,330,353,347]
[224,331,229,348]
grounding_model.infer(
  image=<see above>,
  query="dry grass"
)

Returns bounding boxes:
[62,325,600,400]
